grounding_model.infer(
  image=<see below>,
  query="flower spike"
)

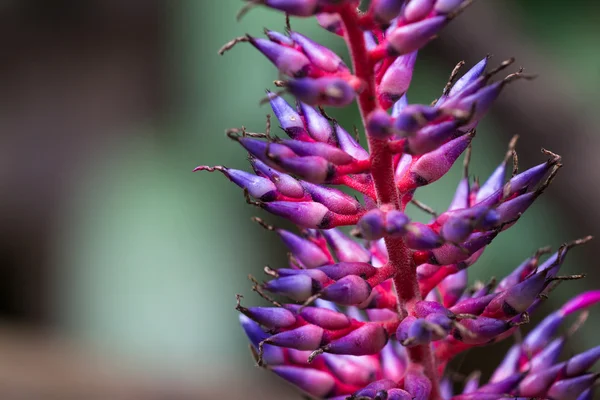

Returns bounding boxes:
[200,2,597,400]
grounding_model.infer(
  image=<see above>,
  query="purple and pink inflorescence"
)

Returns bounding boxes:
[198,1,599,399]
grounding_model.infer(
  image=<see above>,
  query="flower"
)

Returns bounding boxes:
[199,1,599,398]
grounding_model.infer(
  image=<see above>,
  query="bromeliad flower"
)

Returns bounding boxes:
[199,1,599,399]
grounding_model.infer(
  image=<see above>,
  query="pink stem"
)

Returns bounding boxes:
[338,5,441,399]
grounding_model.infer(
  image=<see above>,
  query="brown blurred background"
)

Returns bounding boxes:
[0,0,598,398]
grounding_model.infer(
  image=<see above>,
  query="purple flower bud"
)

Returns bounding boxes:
[265,324,324,350]
[387,388,413,400]
[448,176,470,211]
[259,0,319,17]
[403,131,473,190]
[577,388,595,400]
[381,342,408,382]
[398,317,429,346]
[283,139,353,165]
[417,263,441,281]
[248,36,311,77]
[250,158,306,198]
[528,337,564,373]
[322,228,372,262]
[195,166,278,201]
[404,369,432,400]
[272,155,333,183]
[476,372,524,394]
[287,77,357,107]
[547,374,599,400]
[392,94,409,117]
[495,191,536,225]
[364,31,378,50]
[289,31,347,73]
[455,82,502,130]
[277,229,330,268]
[237,304,297,329]
[367,109,395,139]
[386,16,447,55]
[447,57,488,99]
[450,292,497,315]
[475,162,507,204]
[371,0,405,23]
[265,274,319,301]
[316,12,343,35]
[439,205,498,243]
[404,0,435,22]
[435,0,465,14]
[477,160,556,206]
[262,201,332,228]
[277,267,330,284]
[413,300,452,318]
[405,222,444,250]
[298,102,334,143]
[385,210,411,237]
[430,230,497,265]
[321,354,374,386]
[378,52,418,108]
[453,316,512,344]
[489,344,520,383]
[300,181,362,215]
[566,345,600,377]
[318,262,378,280]
[358,209,387,240]
[482,267,548,319]
[334,123,370,161]
[393,104,443,136]
[264,29,295,46]
[325,323,388,355]
[404,120,462,155]
[440,377,453,399]
[438,269,468,307]
[519,364,563,397]
[321,275,372,305]
[239,137,296,166]
[270,365,335,398]
[354,379,398,398]
[239,315,285,365]
[267,91,309,139]
[495,251,540,293]
[296,306,352,329]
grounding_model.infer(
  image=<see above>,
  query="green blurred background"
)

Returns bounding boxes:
[0,0,598,398]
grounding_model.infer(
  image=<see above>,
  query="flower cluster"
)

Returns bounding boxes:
[199,1,599,399]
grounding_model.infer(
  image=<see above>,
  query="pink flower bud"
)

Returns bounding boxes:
[323,229,371,262]
[325,323,388,356]
[404,0,435,22]
[334,123,370,160]
[277,229,330,268]
[321,275,373,305]
[263,201,330,228]
[299,102,334,143]
[290,31,347,73]
[386,16,447,55]
[378,52,417,108]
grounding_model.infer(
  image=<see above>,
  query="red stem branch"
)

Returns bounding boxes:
[338,5,441,399]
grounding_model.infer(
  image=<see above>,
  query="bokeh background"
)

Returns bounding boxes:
[0,0,599,398]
